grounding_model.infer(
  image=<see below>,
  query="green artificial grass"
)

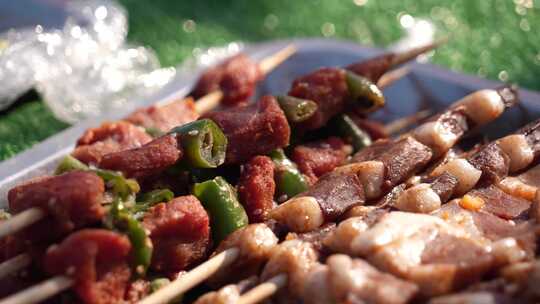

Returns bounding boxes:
[1,0,539,161]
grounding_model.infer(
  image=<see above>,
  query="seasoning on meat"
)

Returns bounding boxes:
[126,98,199,133]
[237,156,276,222]
[202,95,290,164]
[8,171,105,243]
[291,137,351,185]
[44,229,132,304]
[99,134,182,179]
[191,54,262,105]
[142,195,210,273]
[73,121,152,165]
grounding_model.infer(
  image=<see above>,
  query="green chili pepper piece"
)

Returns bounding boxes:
[334,114,372,152]
[276,95,318,123]
[269,149,309,201]
[193,176,248,243]
[110,198,153,276]
[55,156,140,200]
[55,155,89,174]
[345,71,385,113]
[169,119,228,168]
[138,189,174,206]
[150,278,171,293]
[145,127,165,138]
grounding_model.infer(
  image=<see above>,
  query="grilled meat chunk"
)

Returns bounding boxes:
[238,156,276,222]
[73,121,152,165]
[191,54,262,105]
[202,95,290,164]
[45,229,132,304]
[8,171,105,243]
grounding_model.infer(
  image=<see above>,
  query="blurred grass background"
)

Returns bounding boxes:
[1,0,539,160]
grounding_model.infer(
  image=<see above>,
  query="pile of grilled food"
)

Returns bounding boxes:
[1,42,539,304]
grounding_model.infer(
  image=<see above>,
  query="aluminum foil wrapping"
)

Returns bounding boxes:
[0,0,175,123]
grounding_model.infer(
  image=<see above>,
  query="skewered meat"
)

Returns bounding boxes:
[195,276,257,304]
[288,68,348,132]
[285,223,336,253]
[191,54,263,105]
[261,240,319,298]
[8,171,105,243]
[237,156,276,222]
[207,224,278,286]
[202,95,290,164]
[44,229,132,304]
[125,98,199,133]
[99,134,182,179]
[396,119,540,213]
[291,136,351,185]
[142,195,210,273]
[73,121,152,165]
[271,172,364,232]
[325,254,418,304]
[326,212,498,296]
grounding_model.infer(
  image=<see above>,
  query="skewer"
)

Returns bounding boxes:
[0,209,44,239]
[376,66,409,89]
[237,274,287,304]
[258,45,297,75]
[0,254,31,280]
[0,276,73,304]
[138,248,239,304]
[0,43,431,303]
[0,45,298,242]
[384,109,431,135]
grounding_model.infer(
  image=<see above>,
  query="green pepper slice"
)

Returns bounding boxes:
[193,176,248,243]
[345,70,385,113]
[110,198,153,276]
[334,114,372,152]
[269,149,309,201]
[169,119,228,168]
[276,95,318,123]
[55,155,140,201]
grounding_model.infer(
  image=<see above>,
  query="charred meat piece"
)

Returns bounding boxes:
[468,142,510,185]
[73,121,152,165]
[291,137,350,185]
[126,98,199,133]
[142,195,210,273]
[208,224,278,287]
[191,54,262,105]
[202,95,290,164]
[237,156,276,223]
[285,223,336,253]
[44,229,132,304]
[8,171,105,243]
[99,134,182,179]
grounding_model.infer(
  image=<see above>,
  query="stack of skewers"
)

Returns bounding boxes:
[1,40,539,304]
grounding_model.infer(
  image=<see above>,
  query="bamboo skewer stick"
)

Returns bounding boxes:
[0,276,73,304]
[139,248,240,304]
[0,254,31,280]
[376,66,409,89]
[384,109,431,135]
[0,45,298,243]
[0,209,44,239]
[237,274,287,304]
[258,45,297,75]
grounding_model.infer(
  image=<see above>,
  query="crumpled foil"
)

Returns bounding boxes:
[0,0,175,123]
